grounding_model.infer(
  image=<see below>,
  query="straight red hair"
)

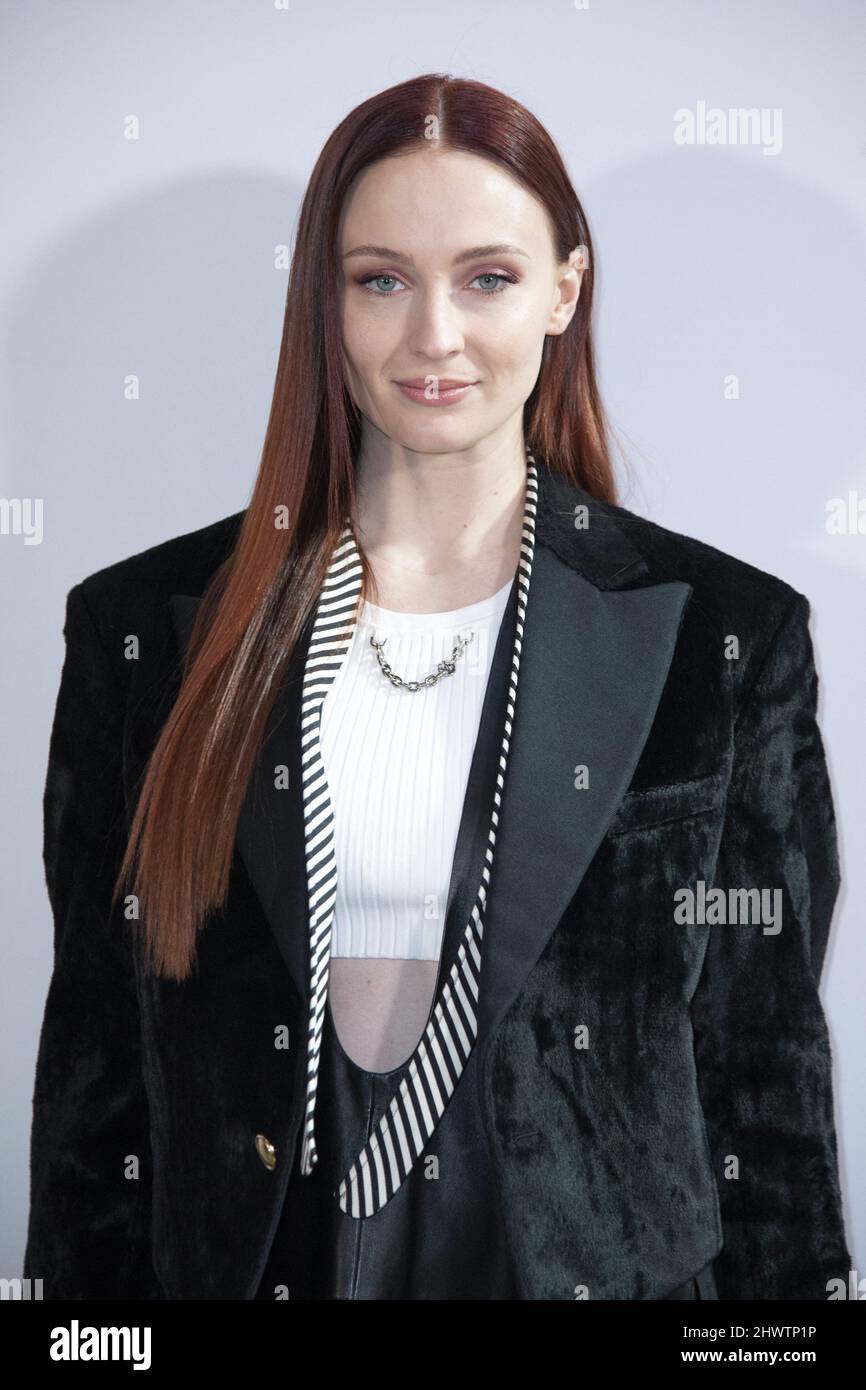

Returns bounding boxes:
[112,72,621,981]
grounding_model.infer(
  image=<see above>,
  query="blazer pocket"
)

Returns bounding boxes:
[606,768,728,836]
[501,1125,542,1154]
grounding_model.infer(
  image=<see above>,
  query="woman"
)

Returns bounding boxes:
[23,73,850,1301]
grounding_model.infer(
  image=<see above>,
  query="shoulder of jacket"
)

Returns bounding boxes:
[593,493,809,624]
[568,492,816,709]
[56,511,245,684]
[70,509,245,626]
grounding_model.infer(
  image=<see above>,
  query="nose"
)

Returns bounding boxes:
[406,281,465,362]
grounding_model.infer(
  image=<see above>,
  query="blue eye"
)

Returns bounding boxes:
[359,274,405,295]
[469,272,517,296]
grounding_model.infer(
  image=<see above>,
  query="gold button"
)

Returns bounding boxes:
[255,1133,277,1170]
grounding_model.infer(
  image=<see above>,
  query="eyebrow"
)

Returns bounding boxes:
[342,243,531,266]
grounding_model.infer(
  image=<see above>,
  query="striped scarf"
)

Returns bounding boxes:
[298,449,539,1216]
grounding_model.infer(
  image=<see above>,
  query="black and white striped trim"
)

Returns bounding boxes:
[297,529,365,1180]
[298,452,539,1214]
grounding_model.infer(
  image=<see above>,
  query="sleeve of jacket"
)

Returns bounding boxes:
[23,581,163,1299]
[691,589,851,1300]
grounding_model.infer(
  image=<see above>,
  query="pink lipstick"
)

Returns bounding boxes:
[394,378,479,405]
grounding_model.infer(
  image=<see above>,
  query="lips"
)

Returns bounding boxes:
[394,378,479,405]
[396,379,477,389]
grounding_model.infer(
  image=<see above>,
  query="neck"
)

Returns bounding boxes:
[352,434,528,611]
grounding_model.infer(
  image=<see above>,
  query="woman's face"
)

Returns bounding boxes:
[339,148,582,456]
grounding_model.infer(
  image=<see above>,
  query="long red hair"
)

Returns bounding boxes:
[113,72,621,981]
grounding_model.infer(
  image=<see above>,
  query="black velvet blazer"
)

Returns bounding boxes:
[23,461,851,1300]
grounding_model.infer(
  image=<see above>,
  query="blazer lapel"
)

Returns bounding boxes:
[167,462,692,1060]
[475,522,691,1045]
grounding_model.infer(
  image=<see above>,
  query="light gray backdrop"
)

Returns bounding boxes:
[3,0,863,1291]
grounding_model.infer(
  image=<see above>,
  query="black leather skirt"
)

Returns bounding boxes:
[255,990,519,1300]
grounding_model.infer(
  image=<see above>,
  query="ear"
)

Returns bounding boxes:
[546,244,589,337]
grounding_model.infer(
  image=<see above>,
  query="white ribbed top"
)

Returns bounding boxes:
[319,574,514,960]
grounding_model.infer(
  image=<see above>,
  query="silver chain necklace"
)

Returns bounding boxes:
[370,628,474,692]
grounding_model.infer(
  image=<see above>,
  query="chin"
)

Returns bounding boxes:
[400,432,483,458]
